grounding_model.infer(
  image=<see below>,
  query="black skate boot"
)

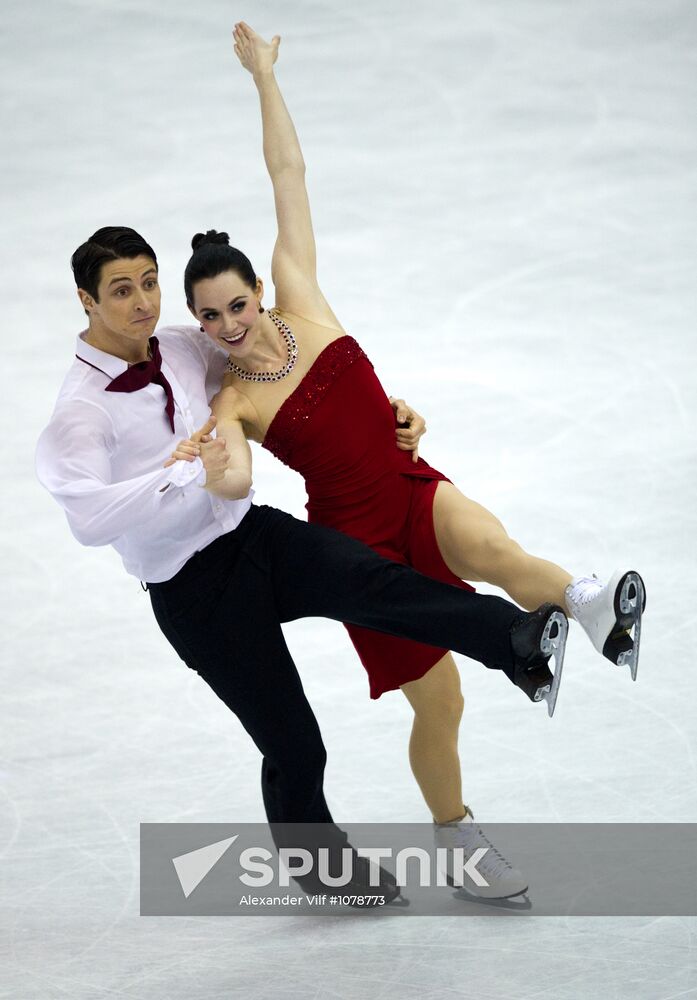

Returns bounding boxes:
[348,854,405,907]
[509,603,569,717]
[294,852,404,907]
[284,827,404,907]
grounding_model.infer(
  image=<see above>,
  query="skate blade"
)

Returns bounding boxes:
[386,892,410,908]
[533,610,568,717]
[604,571,645,682]
[449,880,533,911]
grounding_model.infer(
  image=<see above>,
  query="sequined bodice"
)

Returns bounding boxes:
[262,336,445,516]
[264,337,368,469]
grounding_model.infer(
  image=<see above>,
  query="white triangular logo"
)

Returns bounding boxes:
[172,835,238,898]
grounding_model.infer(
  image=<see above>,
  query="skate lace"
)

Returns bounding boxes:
[567,575,601,607]
[450,822,514,878]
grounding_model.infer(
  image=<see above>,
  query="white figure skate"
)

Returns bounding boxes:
[565,570,646,680]
[435,807,528,903]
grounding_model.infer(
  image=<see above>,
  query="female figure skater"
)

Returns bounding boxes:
[174,23,645,896]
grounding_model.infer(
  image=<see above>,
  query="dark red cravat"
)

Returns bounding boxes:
[105,337,175,432]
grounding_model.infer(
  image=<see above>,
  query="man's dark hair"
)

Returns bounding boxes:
[71,227,158,305]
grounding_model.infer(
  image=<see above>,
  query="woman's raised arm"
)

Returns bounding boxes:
[233,22,340,326]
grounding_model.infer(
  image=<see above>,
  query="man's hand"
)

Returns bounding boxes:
[389,397,427,464]
[163,416,216,467]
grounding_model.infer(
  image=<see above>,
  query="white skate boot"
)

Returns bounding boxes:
[565,570,646,680]
[434,807,528,903]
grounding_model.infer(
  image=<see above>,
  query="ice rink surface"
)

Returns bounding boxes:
[2,0,696,996]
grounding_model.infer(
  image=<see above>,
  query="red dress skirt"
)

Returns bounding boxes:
[263,335,473,698]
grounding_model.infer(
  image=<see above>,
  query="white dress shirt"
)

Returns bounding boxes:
[36,326,252,583]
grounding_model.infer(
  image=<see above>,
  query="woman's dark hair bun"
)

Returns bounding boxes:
[191,229,231,252]
[184,231,258,305]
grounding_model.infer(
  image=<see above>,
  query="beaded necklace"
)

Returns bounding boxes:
[224,309,298,383]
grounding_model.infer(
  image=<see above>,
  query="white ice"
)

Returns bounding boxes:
[2,0,696,997]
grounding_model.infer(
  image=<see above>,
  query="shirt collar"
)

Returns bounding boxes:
[75,330,137,380]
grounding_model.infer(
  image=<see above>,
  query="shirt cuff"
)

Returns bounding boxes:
[165,457,206,489]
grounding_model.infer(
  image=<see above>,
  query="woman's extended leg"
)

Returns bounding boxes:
[432,482,573,611]
[431,483,645,678]
[400,653,467,824]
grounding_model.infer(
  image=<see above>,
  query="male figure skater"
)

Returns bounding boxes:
[36,227,568,903]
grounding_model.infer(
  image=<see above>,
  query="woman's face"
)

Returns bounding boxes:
[191,270,262,355]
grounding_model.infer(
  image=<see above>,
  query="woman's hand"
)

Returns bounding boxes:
[233,21,280,77]
[163,416,215,468]
[389,397,427,464]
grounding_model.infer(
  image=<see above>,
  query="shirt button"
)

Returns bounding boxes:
[215,504,222,513]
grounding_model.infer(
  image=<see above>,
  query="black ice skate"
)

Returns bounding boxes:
[291,841,405,907]
[509,603,568,717]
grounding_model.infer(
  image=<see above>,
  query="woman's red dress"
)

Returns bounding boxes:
[263,335,473,698]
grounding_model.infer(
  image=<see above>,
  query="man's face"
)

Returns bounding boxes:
[80,256,161,346]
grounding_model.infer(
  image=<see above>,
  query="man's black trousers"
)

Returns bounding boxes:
[148,504,523,829]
